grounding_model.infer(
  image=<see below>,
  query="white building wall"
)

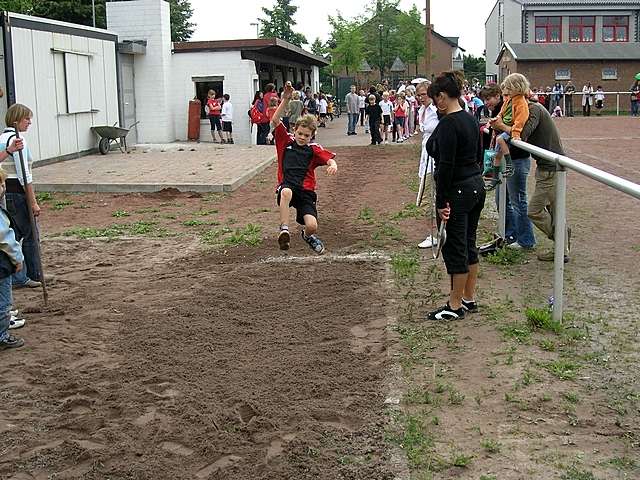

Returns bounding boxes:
[107,0,175,143]
[311,66,320,94]
[9,24,118,162]
[170,51,258,144]
[486,0,523,76]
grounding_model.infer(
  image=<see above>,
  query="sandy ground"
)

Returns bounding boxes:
[1,116,639,479]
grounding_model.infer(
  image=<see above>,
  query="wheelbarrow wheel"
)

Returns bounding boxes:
[99,137,111,155]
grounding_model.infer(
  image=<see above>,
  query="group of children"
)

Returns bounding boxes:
[205,90,234,144]
[361,87,421,146]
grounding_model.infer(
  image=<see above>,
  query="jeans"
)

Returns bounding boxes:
[631,100,639,116]
[0,275,12,340]
[347,113,358,134]
[495,184,517,242]
[565,96,574,116]
[505,156,535,248]
[6,192,42,282]
[256,123,270,145]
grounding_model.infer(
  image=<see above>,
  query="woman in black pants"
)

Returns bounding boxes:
[426,71,486,321]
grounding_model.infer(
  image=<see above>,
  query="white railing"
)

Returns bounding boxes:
[505,139,640,321]
[556,91,639,116]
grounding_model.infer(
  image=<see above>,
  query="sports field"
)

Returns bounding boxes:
[1,116,638,479]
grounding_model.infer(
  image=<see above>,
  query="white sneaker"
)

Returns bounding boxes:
[507,242,523,249]
[418,235,438,249]
[9,316,25,329]
[384,140,388,144]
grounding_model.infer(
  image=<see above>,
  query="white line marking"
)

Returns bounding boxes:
[260,252,390,264]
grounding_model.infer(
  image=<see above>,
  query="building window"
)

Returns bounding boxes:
[603,16,628,42]
[535,16,562,43]
[555,68,571,81]
[193,77,224,119]
[569,16,595,42]
[602,67,618,80]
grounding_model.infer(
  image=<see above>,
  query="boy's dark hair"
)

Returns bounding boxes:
[428,71,464,99]
[479,83,501,101]
[223,94,230,100]
[264,83,275,93]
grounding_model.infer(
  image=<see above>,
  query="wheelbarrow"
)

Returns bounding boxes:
[91,121,139,155]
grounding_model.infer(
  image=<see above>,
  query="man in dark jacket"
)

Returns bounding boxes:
[492,100,570,262]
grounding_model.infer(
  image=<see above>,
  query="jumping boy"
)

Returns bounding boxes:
[271,82,338,255]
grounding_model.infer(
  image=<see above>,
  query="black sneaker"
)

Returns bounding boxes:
[427,303,465,321]
[278,226,290,251]
[0,334,24,349]
[484,176,501,191]
[461,299,478,313]
[301,230,325,255]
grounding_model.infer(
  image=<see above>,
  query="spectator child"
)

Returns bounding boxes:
[393,92,407,143]
[270,82,338,255]
[486,73,531,190]
[594,86,605,115]
[379,92,393,144]
[0,168,24,350]
[221,94,234,144]
[206,90,224,143]
[365,95,383,145]
[551,105,563,118]
[317,94,328,128]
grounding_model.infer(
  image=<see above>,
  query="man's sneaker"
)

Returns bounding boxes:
[418,235,438,249]
[0,334,24,349]
[537,250,569,263]
[278,226,291,251]
[302,230,326,255]
[461,298,478,313]
[14,279,42,289]
[427,303,465,321]
[9,317,25,329]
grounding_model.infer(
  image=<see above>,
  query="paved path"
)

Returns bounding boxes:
[32,116,413,194]
[34,143,275,193]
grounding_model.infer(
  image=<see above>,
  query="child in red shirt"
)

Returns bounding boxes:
[270,82,338,254]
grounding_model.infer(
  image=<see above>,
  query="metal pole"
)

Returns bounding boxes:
[552,169,567,322]
[92,0,96,28]
[498,172,507,239]
[379,25,383,82]
[425,0,431,78]
[616,93,619,116]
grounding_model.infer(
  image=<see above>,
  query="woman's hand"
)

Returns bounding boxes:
[438,203,450,221]
[32,202,41,217]
[282,82,294,101]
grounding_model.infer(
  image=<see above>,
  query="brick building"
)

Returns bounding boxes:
[486,0,640,91]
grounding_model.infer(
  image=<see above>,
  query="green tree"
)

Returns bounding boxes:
[259,0,307,47]
[310,37,327,56]
[0,0,194,42]
[463,54,486,81]
[328,14,364,77]
[398,4,424,76]
[310,38,333,93]
[359,0,403,80]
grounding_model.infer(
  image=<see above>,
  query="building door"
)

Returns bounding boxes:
[119,54,137,144]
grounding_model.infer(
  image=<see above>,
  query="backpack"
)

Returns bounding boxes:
[249,101,268,124]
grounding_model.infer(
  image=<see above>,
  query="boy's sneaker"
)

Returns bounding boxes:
[461,298,478,313]
[278,225,291,251]
[9,317,25,329]
[0,334,24,349]
[301,230,325,255]
[427,303,465,321]
[484,176,501,191]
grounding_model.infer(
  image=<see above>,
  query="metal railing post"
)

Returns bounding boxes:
[616,93,620,116]
[498,172,507,239]
[552,168,567,322]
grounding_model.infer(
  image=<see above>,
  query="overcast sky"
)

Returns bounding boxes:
[190,0,494,57]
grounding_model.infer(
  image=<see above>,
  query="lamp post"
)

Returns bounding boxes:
[250,22,259,38]
[378,24,384,82]
[92,0,96,27]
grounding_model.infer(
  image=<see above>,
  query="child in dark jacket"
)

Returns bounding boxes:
[365,95,383,145]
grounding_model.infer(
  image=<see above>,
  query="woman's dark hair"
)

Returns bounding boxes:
[264,83,275,93]
[253,91,262,103]
[428,70,464,99]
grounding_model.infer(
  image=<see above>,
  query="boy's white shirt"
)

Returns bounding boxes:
[595,91,605,101]
[0,128,33,186]
[318,98,328,114]
[221,101,233,121]
[379,99,393,115]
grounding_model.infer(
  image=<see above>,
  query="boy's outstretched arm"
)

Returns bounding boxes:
[326,159,337,175]
[270,82,293,130]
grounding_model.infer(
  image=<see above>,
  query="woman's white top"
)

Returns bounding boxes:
[418,104,439,178]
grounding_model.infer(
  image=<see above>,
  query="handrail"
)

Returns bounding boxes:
[510,139,640,200]
[494,138,640,321]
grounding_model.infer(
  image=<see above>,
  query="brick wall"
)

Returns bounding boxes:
[499,59,640,94]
